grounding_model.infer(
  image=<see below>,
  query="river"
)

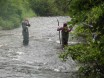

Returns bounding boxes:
[0,16,78,78]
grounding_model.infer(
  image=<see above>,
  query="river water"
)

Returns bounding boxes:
[0,16,78,78]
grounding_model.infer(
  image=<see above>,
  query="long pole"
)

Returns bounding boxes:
[57,19,61,44]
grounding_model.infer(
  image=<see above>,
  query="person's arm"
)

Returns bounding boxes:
[26,20,31,27]
[57,27,63,31]
[27,23,30,27]
[68,27,72,32]
[24,20,30,27]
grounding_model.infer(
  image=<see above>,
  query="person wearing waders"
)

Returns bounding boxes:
[22,19,30,45]
[57,23,72,48]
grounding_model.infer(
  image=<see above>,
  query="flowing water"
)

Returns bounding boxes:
[0,16,78,78]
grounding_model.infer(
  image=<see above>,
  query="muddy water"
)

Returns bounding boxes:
[0,17,78,78]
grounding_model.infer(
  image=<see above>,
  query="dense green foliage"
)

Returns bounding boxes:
[59,0,104,77]
[0,0,35,30]
[0,0,71,29]
[54,0,71,15]
[29,0,70,16]
[30,0,58,16]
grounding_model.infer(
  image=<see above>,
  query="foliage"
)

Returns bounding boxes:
[60,41,104,77]
[30,0,71,16]
[54,0,71,15]
[59,0,104,77]
[30,0,59,16]
[0,0,72,29]
[69,0,104,35]
[0,0,35,30]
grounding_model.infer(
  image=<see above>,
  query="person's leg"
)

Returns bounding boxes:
[63,36,69,47]
[23,31,25,45]
[23,29,29,45]
[62,38,65,48]
[25,29,29,45]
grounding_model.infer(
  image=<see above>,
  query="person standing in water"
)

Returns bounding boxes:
[57,23,72,48]
[22,19,30,45]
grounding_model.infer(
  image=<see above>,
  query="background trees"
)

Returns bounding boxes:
[60,0,104,77]
[29,0,70,16]
[0,0,35,29]
[0,0,70,29]
[54,0,71,15]
[30,0,58,16]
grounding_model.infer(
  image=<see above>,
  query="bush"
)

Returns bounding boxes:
[60,0,104,77]
[0,0,35,30]
[30,0,60,16]
[60,39,104,77]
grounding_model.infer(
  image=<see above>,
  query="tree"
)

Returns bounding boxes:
[30,0,59,16]
[0,0,35,29]
[54,0,71,14]
[60,0,104,77]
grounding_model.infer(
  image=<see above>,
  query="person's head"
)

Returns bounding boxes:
[63,23,67,27]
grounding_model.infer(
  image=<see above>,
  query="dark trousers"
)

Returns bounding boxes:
[22,28,29,45]
[62,37,68,48]
[61,31,69,48]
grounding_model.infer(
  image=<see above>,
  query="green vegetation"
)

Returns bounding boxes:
[1,0,104,77]
[30,0,58,16]
[54,0,71,15]
[0,0,70,29]
[59,0,104,77]
[29,0,70,16]
[0,0,35,30]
